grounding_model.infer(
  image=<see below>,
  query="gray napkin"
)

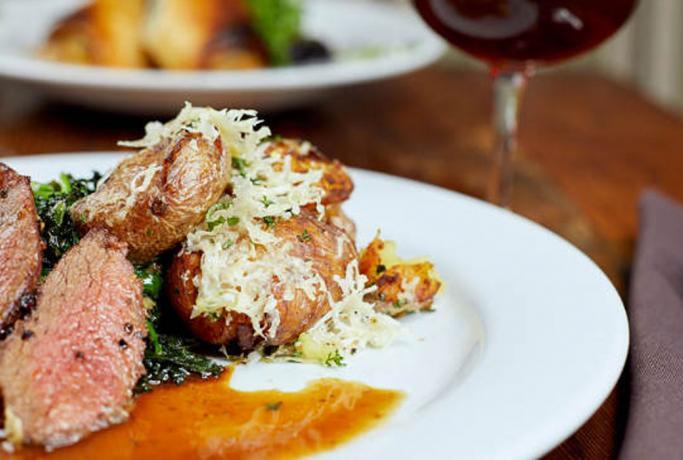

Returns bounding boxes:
[620,190,683,459]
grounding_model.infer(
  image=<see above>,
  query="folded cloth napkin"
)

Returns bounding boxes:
[620,190,683,459]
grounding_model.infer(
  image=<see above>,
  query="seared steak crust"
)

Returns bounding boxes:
[0,163,42,338]
[0,229,146,449]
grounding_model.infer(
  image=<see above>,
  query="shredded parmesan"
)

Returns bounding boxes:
[118,102,271,159]
[187,233,325,339]
[295,260,402,362]
[172,105,402,364]
[122,164,161,217]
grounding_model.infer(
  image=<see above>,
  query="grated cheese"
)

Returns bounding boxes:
[118,102,271,159]
[186,232,325,339]
[174,106,402,363]
[295,260,402,363]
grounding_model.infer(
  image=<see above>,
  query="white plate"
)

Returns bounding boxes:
[1,153,628,460]
[0,0,445,114]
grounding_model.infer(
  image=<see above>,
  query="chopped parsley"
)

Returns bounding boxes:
[265,401,283,411]
[205,201,239,231]
[232,157,250,178]
[324,350,345,367]
[297,229,312,242]
[261,195,274,208]
[263,216,276,228]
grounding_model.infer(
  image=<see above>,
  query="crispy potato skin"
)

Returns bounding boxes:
[71,132,230,263]
[265,139,354,205]
[166,213,357,350]
[359,237,441,317]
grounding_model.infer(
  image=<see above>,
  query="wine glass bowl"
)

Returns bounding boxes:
[412,0,638,205]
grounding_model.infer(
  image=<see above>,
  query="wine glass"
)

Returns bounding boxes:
[412,0,638,206]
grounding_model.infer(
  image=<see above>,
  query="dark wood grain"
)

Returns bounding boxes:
[3,65,682,458]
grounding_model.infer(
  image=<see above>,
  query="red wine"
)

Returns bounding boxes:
[413,0,637,68]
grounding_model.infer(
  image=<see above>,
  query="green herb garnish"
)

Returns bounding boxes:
[32,172,101,271]
[245,0,301,66]
[265,401,283,411]
[232,157,250,177]
[134,262,164,300]
[261,196,274,208]
[136,299,224,393]
[297,229,311,242]
[263,216,276,228]
[324,350,345,367]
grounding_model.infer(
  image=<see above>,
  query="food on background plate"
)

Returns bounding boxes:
[39,0,331,69]
[0,104,440,453]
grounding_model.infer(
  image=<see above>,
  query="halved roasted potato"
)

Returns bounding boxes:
[359,235,441,317]
[70,132,230,262]
[166,212,357,351]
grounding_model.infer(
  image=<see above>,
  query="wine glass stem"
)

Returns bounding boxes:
[488,70,527,207]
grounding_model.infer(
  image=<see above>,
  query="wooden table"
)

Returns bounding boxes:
[2,65,683,458]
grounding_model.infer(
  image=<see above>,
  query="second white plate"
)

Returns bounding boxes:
[0,0,446,114]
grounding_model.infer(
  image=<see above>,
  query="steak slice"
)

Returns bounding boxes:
[0,163,42,338]
[0,229,146,450]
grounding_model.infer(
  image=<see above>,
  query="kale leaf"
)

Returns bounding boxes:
[134,262,224,394]
[32,172,101,271]
[245,0,301,65]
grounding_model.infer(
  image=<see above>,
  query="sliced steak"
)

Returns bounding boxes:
[0,229,146,450]
[0,163,42,338]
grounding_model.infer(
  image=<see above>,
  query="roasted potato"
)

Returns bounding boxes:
[39,0,147,68]
[359,236,441,317]
[265,139,354,206]
[166,212,358,351]
[70,132,230,263]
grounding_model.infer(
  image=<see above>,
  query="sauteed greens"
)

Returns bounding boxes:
[32,173,101,271]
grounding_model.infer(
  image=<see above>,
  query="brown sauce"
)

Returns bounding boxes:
[3,368,403,460]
